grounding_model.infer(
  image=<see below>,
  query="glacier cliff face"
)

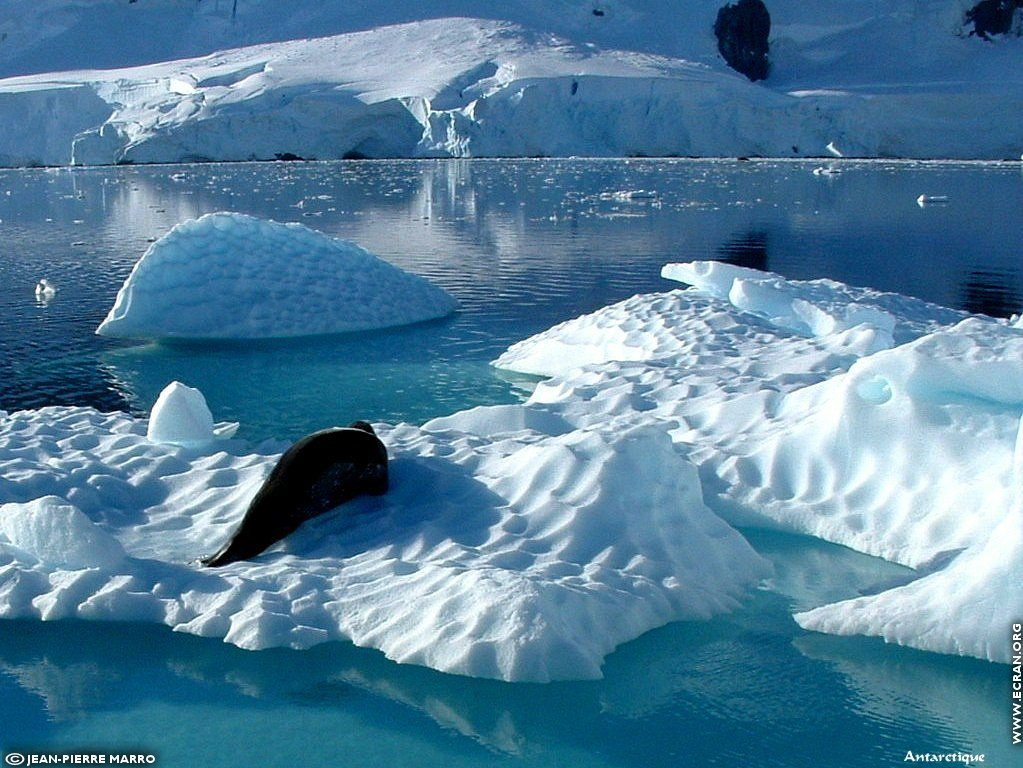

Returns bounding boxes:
[0,2,1019,164]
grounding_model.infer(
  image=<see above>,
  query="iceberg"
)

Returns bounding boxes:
[96,212,457,340]
[494,262,1020,664]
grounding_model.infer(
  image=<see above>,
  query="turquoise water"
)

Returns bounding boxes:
[1,159,1021,766]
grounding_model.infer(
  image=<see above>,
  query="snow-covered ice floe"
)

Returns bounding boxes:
[96,212,456,340]
[0,388,766,682]
[3,259,1021,677]
[496,260,1022,664]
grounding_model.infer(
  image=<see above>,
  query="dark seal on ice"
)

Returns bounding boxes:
[202,421,388,567]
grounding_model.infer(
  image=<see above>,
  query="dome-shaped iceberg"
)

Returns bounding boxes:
[96,212,457,340]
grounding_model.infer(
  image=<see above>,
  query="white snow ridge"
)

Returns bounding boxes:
[96,212,457,340]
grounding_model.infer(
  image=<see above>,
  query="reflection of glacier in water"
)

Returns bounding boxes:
[1,159,1022,766]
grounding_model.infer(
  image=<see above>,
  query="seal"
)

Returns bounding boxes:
[202,421,388,567]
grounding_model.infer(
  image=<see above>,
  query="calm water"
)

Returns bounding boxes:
[2,159,1022,439]
[1,159,1020,766]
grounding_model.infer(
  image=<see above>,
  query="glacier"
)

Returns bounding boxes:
[0,1,1021,165]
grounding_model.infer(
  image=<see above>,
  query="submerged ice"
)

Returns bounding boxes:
[2,259,1020,676]
[96,212,457,340]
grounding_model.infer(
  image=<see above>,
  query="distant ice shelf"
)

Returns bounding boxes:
[0,9,1021,165]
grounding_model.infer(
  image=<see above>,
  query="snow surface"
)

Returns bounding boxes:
[3,258,1019,672]
[495,261,1021,664]
[96,212,457,340]
[0,402,767,682]
[0,1,1021,164]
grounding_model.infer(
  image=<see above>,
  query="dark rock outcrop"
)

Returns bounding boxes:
[965,0,1022,40]
[714,0,771,82]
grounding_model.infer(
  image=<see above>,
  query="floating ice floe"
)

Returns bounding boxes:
[495,261,1021,664]
[96,212,457,340]
[794,497,1023,663]
[4,259,1022,673]
[795,411,1023,664]
[0,394,767,682]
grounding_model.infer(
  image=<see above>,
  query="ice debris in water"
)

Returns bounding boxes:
[34,278,56,298]
[146,381,238,447]
[96,212,457,340]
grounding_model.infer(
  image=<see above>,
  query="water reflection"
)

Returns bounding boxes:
[0,529,1000,767]
[0,613,986,767]
[3,160,1023,427]
[960,269,1021,318]
[794,637,1012,766]
[716,230,770,271]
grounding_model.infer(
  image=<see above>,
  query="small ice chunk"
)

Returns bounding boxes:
[34,278,57,304]
[0,496,125,569]
[147,381,237,446]
[661,260,765,299]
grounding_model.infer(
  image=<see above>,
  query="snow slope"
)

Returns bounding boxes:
[0,1,1020,164]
